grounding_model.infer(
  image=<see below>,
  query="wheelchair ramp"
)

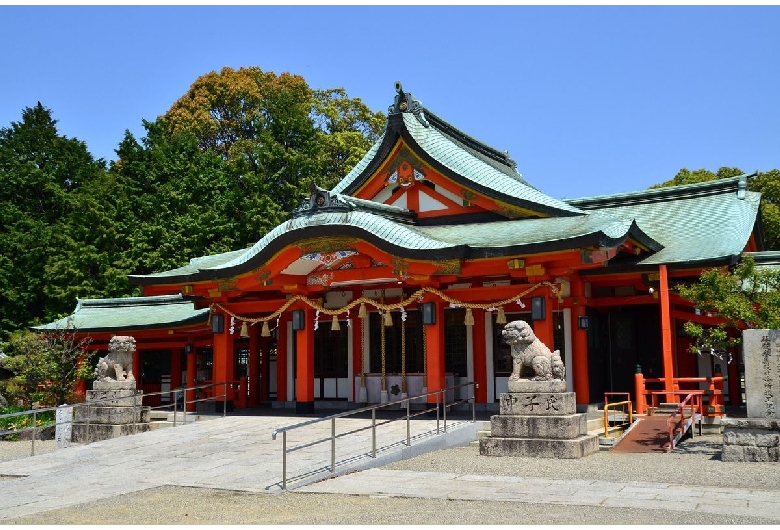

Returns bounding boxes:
[610,416,670,453]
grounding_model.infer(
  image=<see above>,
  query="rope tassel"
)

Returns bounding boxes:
[358,303,368,319]
[332,314,341,331]
[497,306,507,324]
[383,310,393,327]
[464,307,474,326]
[261,321,270,337]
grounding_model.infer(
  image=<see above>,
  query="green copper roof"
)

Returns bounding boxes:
[33,294,209,332]
[566,176,760,266]
[332,97,583,218]
[130,204,660,284]
[128,249,246,284]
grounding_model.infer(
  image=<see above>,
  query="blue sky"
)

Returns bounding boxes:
[1,5,778,199]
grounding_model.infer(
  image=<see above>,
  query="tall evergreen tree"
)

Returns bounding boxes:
[0,104,108,334]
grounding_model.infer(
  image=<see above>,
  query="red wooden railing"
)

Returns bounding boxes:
[634,372,726,417]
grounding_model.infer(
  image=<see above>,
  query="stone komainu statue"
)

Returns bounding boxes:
[94,336,136,382]
[502,320,565,382]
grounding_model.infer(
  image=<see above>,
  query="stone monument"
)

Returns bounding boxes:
[722,330,780,462]
[479,320,598,458]
[72,336,150,442]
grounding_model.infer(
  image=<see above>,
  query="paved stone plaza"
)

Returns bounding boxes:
[1,412,779,524]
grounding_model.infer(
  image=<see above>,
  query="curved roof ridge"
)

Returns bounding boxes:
[566,174,756,209]
[422,109,519,174]
[78,294,191,308]
[401,113,583,216]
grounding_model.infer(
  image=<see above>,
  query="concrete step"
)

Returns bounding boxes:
[148,410,222,430]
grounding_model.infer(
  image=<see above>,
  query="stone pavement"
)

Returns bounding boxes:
[301,468,780,522]
[0,411,481,521]
[1,411,780,523]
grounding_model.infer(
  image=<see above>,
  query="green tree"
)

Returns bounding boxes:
[110,120,249,275]
[652,166,780,250]
[162,67,385,231]
[678,255,780,359]
[0,103,108,333]
[0,323,92,406]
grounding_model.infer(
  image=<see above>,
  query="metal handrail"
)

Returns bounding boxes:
[271,381,478,490]
[603,400,633,438]
[666,392,703,451]
[0,381,234,457]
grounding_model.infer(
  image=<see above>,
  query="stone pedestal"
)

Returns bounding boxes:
[723,330,780,462]
[71,381,150,443]
[479,380,598,459]
[722,418,780,462]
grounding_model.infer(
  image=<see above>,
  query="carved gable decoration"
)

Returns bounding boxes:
[385,148,427,189]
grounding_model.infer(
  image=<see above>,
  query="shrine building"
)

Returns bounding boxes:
[39,83,766,414]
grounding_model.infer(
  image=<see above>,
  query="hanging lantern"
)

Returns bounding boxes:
[464,308,475,326]
[383,310,393,327]
[497,306,507,324]
[240,321,250,338]
[332,314,341,331]
[358,303,368,319]
[261,320,271,337]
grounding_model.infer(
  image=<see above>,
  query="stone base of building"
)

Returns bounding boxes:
[479,386,598,459]
[722,418,780,462]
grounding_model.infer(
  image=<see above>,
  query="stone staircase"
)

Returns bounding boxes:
[468,421,492,447]
[148,410,223,430]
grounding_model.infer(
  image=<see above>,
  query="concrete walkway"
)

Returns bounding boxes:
[2,412,780,523]
[0,411,480,521]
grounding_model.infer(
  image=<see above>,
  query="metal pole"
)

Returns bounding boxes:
[183,387,188,425]
[133,391,138,434]
[443,388,447,433]
[223,383,227,417]
[371,408,376,458]
[331,417,336,473]
[282,431,287,490]
[406,398,411,446]
[472,383,477,423]
[86,402,91,444]
[436,392,440,434]
[173,389,178,427]
[31,410,37,457]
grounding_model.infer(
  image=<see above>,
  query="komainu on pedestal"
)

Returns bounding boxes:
[72,336,150,443]
[479,320,598,459]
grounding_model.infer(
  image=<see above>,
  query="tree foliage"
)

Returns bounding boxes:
[162,67,385,230]
[0,103,110,331]
[0,323,92,406]
[678,255,780,358]
[0,68,384,341]
[652,166,780,250]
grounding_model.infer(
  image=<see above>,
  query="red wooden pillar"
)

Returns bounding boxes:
[425,301,445,403]
[472,308,488,404]
[659,265,676,400]
[571,279,590,404]
[532,292,554,351]
[212,315,233,409]
[186,347,196,412]
[276,314,289,404]
[295,306,316,414]
[249,323,260,407]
